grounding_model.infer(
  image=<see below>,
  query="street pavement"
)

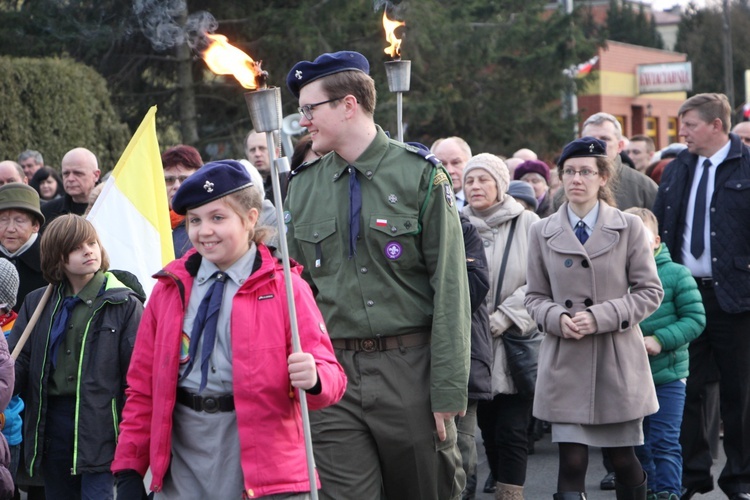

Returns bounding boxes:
[473,429,727,499]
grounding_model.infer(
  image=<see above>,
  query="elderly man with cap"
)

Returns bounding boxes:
[283,51,471,499]
[0,184,47,312]
[514,159,552,218]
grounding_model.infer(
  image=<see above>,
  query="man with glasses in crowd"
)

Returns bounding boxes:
[283,51,471,500]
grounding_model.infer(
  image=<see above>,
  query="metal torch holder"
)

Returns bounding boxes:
[384,60,411,142]
[244,86,318,500]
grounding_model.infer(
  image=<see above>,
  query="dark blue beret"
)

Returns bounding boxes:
[171,160,253,215]
[286,51,370,99]
[558,136,608,167]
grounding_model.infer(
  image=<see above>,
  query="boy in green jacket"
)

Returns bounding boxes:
[626,208,706,500]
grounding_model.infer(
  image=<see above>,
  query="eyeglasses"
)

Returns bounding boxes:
[562,168,598,179]
[164,175,190,186]
[298,97,343,120]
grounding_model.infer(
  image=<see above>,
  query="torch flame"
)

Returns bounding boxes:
[382,11,405,59]
[202,33,265,89]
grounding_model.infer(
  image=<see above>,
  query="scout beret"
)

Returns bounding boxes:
[0,183,45,226]
[513,159,550,184]
[286,51,370,99]
[507,180,538,211]
[558,137,607,167]
[171,160,253,215]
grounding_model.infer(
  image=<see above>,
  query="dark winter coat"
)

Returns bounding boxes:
[9,273,144,477]
[460,214,492,401]
[1,237,47,313]
[653,132,750,314]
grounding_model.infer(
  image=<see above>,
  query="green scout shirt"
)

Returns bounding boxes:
[285,125,471,412]
[48,271,106,396]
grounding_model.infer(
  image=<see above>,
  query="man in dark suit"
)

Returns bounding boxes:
[653,93,750,500]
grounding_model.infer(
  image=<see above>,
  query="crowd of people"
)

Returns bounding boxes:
[0,49,747,500]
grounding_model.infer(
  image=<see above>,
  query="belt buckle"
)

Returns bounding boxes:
[360,338,377,352]
[201,396,219,413]
[698,277,713,288]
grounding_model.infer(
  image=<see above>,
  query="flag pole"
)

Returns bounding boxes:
[244,87,319,500]
[11,284,54,361]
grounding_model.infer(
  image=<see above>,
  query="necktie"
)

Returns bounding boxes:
[690,159,711,259]
[575,220,589,245]
[348,166,361,258]
[48,295,81,368]
[181,271,227,393]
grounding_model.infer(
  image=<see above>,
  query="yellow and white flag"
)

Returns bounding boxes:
[87,106,174,298]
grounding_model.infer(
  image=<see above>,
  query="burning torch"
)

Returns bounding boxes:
[382,11,410,142]
[201,33,319,499]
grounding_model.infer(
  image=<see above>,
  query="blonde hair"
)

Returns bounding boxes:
[624,207,658,236]
[41,214,109,285]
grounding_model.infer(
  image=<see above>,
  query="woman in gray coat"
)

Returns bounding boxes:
[524,137,663,500]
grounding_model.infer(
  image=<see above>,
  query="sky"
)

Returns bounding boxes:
[648,0,710,10]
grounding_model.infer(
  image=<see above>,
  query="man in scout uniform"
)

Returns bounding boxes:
[284,51,471,500]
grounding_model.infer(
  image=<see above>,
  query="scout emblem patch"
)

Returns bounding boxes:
[284,211,292,224]
[384,241,403,260]
[203,180,214,193]
[388,194,398,204]
[444,184,454,207]
[433,171,448,186]
[179,332,190,364]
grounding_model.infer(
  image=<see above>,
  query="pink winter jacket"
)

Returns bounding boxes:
[112,245,346,497]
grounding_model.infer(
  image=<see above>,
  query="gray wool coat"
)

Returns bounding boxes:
[525,202,664,425]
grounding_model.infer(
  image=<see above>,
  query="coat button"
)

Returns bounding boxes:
[537,323,544,332]
[564,259,573,268]
[366,300,375,307]
[584,298,593,307]
[67,375,74,382]
[581,260,589,268]
[366,170,373,178]
[360,267,368,274]
[484,241,490,247]
[621,321,629,329]
[564,300,573,308]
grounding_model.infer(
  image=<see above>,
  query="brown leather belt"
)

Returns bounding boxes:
[331,332,430,352]
[177,388,235,413]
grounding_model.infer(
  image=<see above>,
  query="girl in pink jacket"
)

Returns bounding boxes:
[112,160,346,499]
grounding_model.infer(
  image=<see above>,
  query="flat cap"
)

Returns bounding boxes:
[286,51,370,99]
[558,136,607,167]
[0,183,45,226]
[171,160,253,216]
